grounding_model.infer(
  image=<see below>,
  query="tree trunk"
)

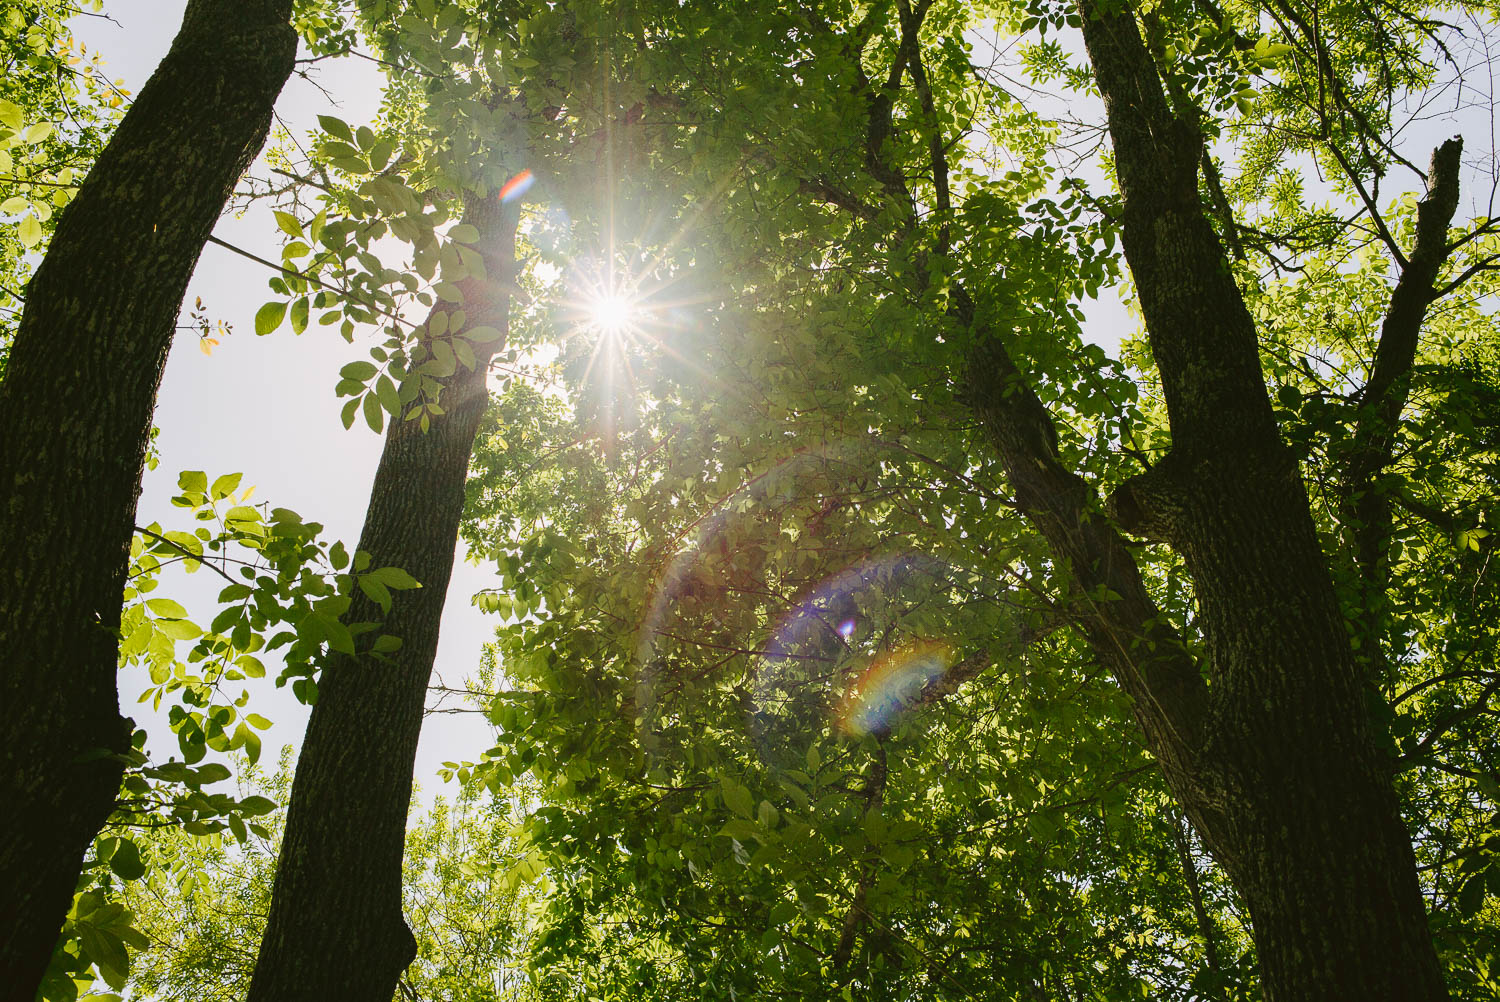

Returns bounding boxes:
[1071,2,1447,998]
[0,3,295,996]
[246,195,519,1002]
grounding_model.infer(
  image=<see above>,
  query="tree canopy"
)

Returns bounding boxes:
[4,0,1500,1000]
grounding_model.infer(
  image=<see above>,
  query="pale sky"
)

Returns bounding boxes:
[74,2,496,793]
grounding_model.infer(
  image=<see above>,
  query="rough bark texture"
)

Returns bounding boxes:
[1064,3,1444,998]
[0,3,295,996]
[1341,139,1462,670]
[803,3,1450,992]
[247,195,519,1002]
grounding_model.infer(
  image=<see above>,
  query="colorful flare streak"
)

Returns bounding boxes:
[498,169,534,203]
[837,641,952,737]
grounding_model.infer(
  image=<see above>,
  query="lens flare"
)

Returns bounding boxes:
[498,169,534,203]
[838,640,953,737]
[762,552,939,664]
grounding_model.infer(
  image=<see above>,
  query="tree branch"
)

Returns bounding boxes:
[900,0,951,255]
[1338,138,1463,666]
[832,743,887,974]
[135,525,238,585]
[959,286,1209,772]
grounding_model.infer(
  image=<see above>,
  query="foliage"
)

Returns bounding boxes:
[106,752,540,1002]
[0,0,123,376]
[448,0,1500,997]
[38,467,424,1001]
[10,0,1500,998]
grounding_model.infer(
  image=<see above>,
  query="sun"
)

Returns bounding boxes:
[588,293,637,336]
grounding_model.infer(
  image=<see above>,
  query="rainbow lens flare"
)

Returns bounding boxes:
[499,169,534,203]
[837,641,952,737]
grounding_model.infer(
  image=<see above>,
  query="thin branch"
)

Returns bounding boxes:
[134,525,238,585]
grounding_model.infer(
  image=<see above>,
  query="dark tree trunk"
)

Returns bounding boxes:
[1065,3,1446,998]
[796,4,1448,994]
[0,3,295,997]
[246,195,519,1002]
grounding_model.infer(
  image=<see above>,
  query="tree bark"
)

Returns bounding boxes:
[1069,2,1447,998]
[802,5,1447,993]
[1341,139,1462,672]
[0,3,295,996]
[246,194,519,1002]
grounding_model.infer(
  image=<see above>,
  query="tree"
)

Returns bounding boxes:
[105,751,540,1002]
[246,190,520,1001]
[0,2,296,995]
[0,0,122,378]
[450,0,1500,998]
[13,0,1493,998]
[1067,2,1449,996]
[241,3,538,995]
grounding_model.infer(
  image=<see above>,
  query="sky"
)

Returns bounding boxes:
[72,2,497,792]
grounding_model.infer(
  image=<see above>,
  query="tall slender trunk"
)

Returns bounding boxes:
[0,3,295,996]
[246,195,519,1002]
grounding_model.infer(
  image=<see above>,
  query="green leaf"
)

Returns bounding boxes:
[273,210,303,238]
[454,338,476,371]
[1457,871,1488,917]
[464,324,505,343]
[450,223,480,244]
[239,724,262,765]
[106,838,145,880]
[238,795,277,817]
[210,472,243,499]
[317,114,354,142]
[79,926,130,987]
[321,613,356,655]
[17,214,42,248]
[146,597,188,619]
[375,374,401,416]
[255,300,287,336]
[159,619,202,640]
[196,763,231,784]
[341,360,378,382]
[289,296,310,335]
[721,777,754,819]
[359,575,393,613]
[368,566,422,589]
[363,392,384,433]
[718,818,760,841]
[245,713,272,730]
[369,138,395,172]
